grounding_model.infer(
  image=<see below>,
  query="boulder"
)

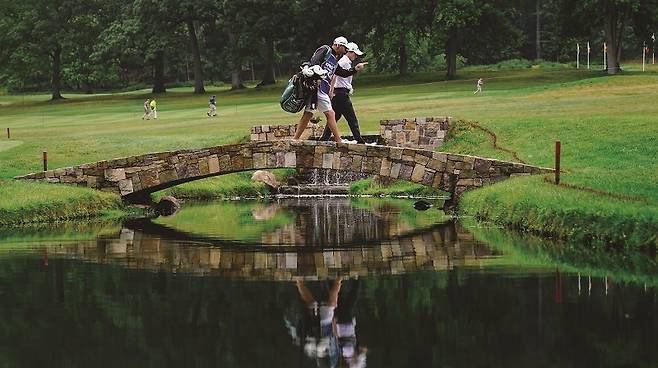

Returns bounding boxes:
[154,196,181,216]
[251,170,279,189]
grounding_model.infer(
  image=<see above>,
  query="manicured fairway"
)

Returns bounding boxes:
[1,65,657,231]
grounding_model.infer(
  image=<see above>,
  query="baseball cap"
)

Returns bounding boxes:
[333,36,348,47]
[346,42,364,55]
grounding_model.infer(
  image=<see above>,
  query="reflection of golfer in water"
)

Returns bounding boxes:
[334,278,367,367]
[286,278,367,367]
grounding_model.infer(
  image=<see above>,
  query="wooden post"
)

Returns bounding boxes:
[43,151,48,171]
[555,141,561,185]
[6,128,9,139]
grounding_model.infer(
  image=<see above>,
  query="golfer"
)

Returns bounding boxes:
[207,95,217,117]
[474,78,483,94]
[142,98,151,120]
[149,98,158,119]
[292,36,367,143]
[320,42,368,144]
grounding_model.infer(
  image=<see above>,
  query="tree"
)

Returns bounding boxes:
[0,0,102,100]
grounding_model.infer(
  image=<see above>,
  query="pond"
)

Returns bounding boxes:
[0,198,656,367]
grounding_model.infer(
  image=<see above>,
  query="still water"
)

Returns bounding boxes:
[0,198,656,367]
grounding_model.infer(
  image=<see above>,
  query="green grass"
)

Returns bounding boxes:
[348,177,446,197]
[1,65,657,233]
[0,179,126,226]
[461,217,658,287]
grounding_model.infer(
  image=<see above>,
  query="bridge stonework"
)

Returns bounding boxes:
[15,140,553,203]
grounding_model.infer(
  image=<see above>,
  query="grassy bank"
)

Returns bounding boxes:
[0,179,126,226]
[1,65,657,236]
[459,176,658,249]
[461,217,658,287]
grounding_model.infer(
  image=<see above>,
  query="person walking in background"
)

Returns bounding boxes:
[207,95,217,117]
[149,98,158,119]
[320,42,368,144]
[142,98,151,120]
[474,78,483,95]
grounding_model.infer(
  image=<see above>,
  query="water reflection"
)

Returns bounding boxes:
[38,220,495,279]
[0,199,657,367]
[152,198,449,247]
[288,278,367,367]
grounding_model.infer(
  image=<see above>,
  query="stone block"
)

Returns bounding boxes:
[219,155,231,171]
[284,152,297,167]
[427,158,446,172]
[474,159,492,174]
[297,151,314,168]
[208,155,220,173]
[380,158,392,176]
[276,152,285,167]
[457,179,475,187]
[86,176,99,188]
[458,169,477,179]
[411,164,426,182]
[390,163,401,179]
[230,156,244,171]
[267,153,277,167]
[332,152,341,169]
[414,154,430,165]
[351,155,363,172]
[366,146,387,157]
[389,147,403,160]
[313,152,324,168]
[198,158,210,176]
[340,156,352,170]
[322,153,334,169]
[252,153,266,168]
[403,121,416,130]
[140,171,160,188]
[454,161,473,170]
[399,164,413,180]
[159,168,178,183]
[104,168,126,182]
[119,179,134,195]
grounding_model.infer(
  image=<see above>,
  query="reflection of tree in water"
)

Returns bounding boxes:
[2,256,655,367]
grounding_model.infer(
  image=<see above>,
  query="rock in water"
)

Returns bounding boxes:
[251,170,279,189]
[155,196,181,216]
[413,200,433,211]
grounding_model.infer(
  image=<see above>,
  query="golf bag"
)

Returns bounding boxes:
[280,63,327,113]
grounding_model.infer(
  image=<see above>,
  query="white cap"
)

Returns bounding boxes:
[346,42,364,56]
[333,36,348,47]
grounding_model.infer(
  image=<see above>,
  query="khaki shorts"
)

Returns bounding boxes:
[305,91,333,113]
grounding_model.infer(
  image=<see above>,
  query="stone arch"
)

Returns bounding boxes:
[15,140,553,203]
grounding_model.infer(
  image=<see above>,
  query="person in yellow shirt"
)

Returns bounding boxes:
[149,98,158,119]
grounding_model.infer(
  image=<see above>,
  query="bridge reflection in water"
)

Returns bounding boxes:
[44,217,499,280]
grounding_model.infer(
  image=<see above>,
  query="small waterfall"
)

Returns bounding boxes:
[279,168,372,196]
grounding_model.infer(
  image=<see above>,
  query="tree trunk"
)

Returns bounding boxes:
[535,0,542,60]
[399,36,408,76]
[152,51,166,93]
[227,31,245,90]
[258,37,276,87]
[445,31,458,78]
[186,19,205,94]
[50,45,64,100]
[231,67,245,90]
[603,1,629,74]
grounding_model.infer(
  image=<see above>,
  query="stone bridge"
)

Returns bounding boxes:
[15,140,553,204]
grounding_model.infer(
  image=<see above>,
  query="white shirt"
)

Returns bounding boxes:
[334,55,353,90]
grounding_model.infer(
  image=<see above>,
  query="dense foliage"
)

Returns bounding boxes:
[1,0,657,98]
